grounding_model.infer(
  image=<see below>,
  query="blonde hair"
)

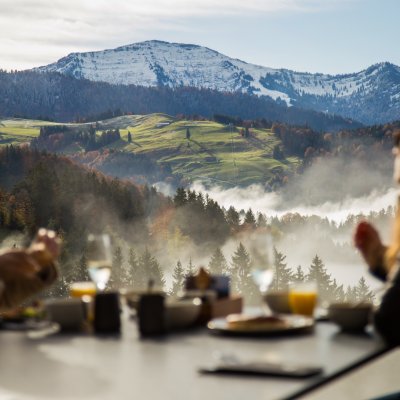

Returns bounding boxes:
[385,196,400,269]
[385,129,400,269]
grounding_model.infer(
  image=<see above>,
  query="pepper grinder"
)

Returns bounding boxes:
[137,279,165,336]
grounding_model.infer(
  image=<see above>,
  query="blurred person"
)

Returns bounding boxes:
[355,130,400,346]
[0,229,60,311]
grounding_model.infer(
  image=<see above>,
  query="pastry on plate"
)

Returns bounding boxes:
[226,314,289,330]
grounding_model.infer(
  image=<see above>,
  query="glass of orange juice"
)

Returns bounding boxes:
[70,282,97,299]
[70,282,97,324]
[289,282,318,317]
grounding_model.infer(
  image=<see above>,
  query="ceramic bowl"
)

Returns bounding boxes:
[125,290,164,311]
[264,291,291,314]
[165,299,201,330]
[44,298,86,331]
[328,302,373,332]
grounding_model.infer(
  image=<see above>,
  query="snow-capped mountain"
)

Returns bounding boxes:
[34,40,400,125]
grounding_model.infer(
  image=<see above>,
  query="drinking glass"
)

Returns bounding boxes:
[86,234,112,291]
[288,281,318,317]
[251,232,274,312]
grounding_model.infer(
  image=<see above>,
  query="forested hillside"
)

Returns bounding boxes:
[0,146,162,254]
[0,146,390,302]
[0,70,360,132]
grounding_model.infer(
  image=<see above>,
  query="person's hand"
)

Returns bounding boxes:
[354,221,388,277]
[0,251,43,281]
[0,229,60,310]
[28,228,61,267]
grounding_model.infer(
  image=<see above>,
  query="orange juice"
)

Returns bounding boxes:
[70,282,96,298]
[289,291,317,316]
[70,282,96,324]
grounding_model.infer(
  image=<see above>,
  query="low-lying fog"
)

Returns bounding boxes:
[187,156,398,291]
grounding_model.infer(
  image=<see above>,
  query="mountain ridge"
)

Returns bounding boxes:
[33,40,400,124]
[0,69,359,131]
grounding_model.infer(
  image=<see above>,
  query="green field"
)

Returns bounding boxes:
[0,114,300,186]
[0,119,41,145]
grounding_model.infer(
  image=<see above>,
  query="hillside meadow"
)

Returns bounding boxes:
[0,114,300,187]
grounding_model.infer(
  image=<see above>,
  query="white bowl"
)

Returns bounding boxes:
[165,299,201,330]
[328,303,372,332]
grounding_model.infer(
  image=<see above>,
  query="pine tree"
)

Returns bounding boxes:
[270,248,293,291]
[203,197,230,245]
[293,265,305,282]
[187,190,196,204]
[173,188,187,207]
[231,242,258,303]
[170,260,185,296]
[256,213,267,228]
[196,192,205,211]
[355,277,375,302]
[306,255,335,303]
[231,243,250,282]
[208,248,228,275]
[138,248,165,290]
[334,282,345,302]
[186,257,196,277]
[226,206,240,232]
[329,278,338,301]
[71,252,90,282]
[127,248,143,289]
[108,246,125,288]
[345,285,358,303]
[243,208,256,228]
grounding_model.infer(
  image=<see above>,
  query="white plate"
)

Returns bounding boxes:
[207,314,314,336]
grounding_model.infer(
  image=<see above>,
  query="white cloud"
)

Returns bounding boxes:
[0,0,352,70]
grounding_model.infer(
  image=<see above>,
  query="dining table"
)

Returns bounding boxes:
[0,308,389,400]
[301,347,400,400]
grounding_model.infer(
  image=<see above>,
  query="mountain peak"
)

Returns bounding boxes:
[33,41,400,125]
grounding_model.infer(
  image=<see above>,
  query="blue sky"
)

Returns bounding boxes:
[1,0,398,74]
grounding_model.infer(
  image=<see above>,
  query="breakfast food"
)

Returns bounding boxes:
[0,300,44,322]
[226,314,289,331]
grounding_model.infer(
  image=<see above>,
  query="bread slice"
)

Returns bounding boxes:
[226,314,289,331]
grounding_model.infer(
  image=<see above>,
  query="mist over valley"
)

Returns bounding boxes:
[1,113,398,301]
